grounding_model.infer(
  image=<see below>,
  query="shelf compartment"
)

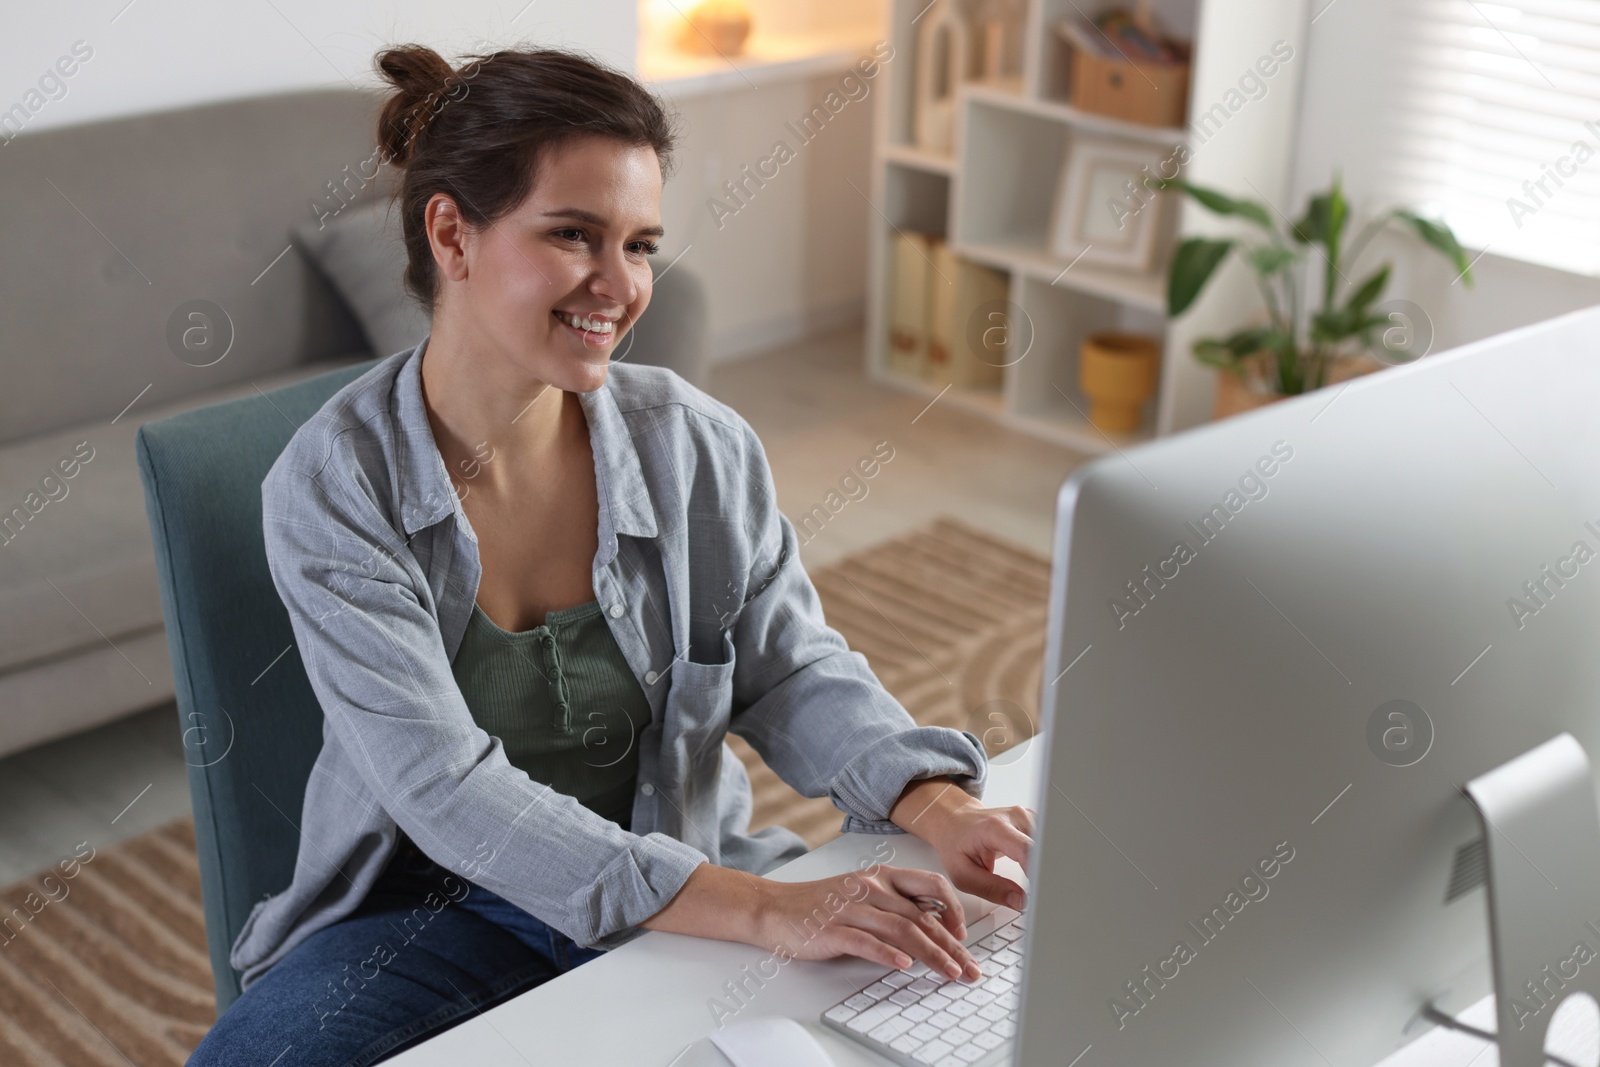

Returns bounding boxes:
[1005,274,1166,441]
[881,163,952,239]
[1026,0,1200,114]
[953,94,1067,251]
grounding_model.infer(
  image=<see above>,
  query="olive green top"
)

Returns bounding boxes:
[450,597,651,831]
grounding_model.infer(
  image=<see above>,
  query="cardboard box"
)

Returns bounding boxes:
[889,232,933,377]
[927,239,1008,391]
[1070,47,1190,128]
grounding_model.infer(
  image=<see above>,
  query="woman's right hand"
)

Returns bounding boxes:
[752,864,983,982]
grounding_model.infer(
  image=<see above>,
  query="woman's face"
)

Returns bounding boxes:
[433,134,664,394]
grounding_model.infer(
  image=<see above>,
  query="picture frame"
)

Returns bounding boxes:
[1049,134,1170,272]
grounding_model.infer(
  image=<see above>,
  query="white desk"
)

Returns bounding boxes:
[389,741,1507,1067]
[388,745,1041,1067]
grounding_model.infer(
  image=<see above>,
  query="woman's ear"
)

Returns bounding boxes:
[425,192,471,285]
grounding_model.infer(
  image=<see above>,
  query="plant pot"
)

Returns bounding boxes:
[1079,331,1161,433]
[1212,351,1386,420]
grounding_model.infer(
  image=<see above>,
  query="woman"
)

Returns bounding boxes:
[189,43,1033,1066]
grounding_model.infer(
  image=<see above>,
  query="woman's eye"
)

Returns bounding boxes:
[554,228,585,242]
[630,241,660,256]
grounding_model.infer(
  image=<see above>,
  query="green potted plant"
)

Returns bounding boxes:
[1153,173,1475,416]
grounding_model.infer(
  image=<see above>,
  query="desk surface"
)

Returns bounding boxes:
[388,742,1504,1067]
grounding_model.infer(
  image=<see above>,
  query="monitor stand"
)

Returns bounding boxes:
[1457,732,1600,1067]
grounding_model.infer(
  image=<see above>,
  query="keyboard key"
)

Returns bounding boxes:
[977,935,1008,952]
[865,981,897,999]
[966,989,996,1007]
[928,1010,958,1029]
[996,921,1024,941]
[908,961,932,977]
[869,1017,913,1042]
[903,1005,933,1023]
[978,1002,1010,1022]
[957,1044,988,1062]
[845,993,875,1011]
[847,1004,898,1033]
[914,1040,954,1064]
[974,1031,1007,1050]
[959,1014,989,1033]
[924,994,953,1012]
[884,970,916,989]
[980,975,1012,995]
[911,1023,942,1040]
[910,978,941,995]
[891,1034,924,1053]
[944,1026,973,1046]
[824,1004,858,1024]
[994,1019,1016,1038]
[937,1059,964,1067]
[993,948,1021,967]
[949,1000,979,1018]
[890,988,922,1007]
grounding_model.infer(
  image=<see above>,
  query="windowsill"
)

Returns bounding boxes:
[639,27,880,98]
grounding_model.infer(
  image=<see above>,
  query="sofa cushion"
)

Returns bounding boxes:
[0,355,373,675]
[291,198,430,361]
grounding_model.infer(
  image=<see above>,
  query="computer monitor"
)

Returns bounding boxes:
[1018,304,1600,1066]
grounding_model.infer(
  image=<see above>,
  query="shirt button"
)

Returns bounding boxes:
[640,783,655,796]
[644,670,658,685]
[608,603,624,619]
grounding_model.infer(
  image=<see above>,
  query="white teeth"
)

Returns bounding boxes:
[559,311,615,334]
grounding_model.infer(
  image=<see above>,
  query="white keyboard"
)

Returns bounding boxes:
[820,906,1024,1067]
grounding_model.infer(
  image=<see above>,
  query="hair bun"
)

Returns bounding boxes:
[375,44,461,167]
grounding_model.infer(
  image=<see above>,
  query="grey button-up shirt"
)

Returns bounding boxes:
[232,337,989,990]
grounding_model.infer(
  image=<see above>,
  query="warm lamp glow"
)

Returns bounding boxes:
[674,0,754,57]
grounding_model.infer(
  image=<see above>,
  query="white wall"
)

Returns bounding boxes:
[1289,0,1600,355]
[2,1,636,138]
[658,67,878,362]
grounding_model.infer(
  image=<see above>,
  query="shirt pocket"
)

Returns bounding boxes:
[668,627,736,763]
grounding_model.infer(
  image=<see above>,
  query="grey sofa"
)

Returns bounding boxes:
[0,86,708,761]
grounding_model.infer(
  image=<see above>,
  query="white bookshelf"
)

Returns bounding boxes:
[864,0,1312,449]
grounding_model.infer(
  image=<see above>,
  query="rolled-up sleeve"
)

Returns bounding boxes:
[262,465,706,949]
[720,423,989,834]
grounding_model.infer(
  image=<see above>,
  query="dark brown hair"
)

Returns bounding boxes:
[374,44,678,315]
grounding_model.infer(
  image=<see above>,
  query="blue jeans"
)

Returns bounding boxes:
[187,835,606,1066]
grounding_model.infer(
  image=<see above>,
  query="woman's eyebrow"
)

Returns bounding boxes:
[541,208,665,237]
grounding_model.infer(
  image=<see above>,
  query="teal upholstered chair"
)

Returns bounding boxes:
[134,262,710,1014]
[135,357,382,1013]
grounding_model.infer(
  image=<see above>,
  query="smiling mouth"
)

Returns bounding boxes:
[554,310,618,339]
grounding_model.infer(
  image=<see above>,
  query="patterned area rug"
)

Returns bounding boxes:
[0,516,1049,1065]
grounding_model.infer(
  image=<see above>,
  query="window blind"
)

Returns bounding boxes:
[1382,0,1600,276]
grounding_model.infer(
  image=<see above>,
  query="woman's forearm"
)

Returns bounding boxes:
[639,862,769,944]
[889,775,979,841]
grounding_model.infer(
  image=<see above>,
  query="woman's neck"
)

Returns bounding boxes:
[418,318,584,497]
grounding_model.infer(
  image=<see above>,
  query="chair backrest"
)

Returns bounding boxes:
[134,357,382,1013]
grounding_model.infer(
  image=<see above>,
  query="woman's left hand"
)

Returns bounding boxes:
[889,777,1034,913]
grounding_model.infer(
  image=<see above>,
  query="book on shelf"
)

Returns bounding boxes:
[928,238,1008,391]
[889,231,932,377]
